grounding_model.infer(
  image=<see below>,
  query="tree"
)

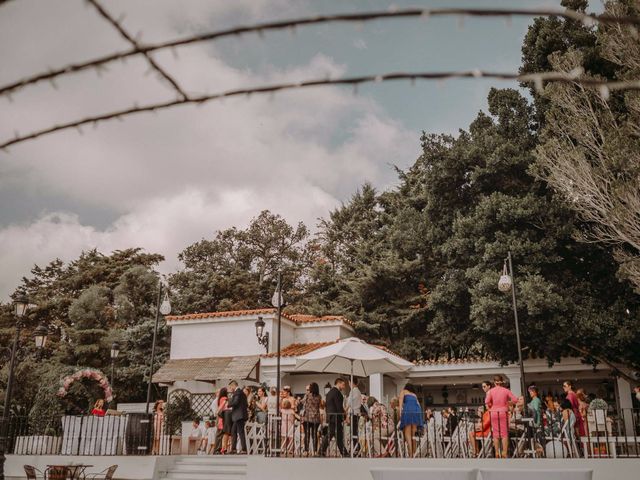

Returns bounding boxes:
[305,87,640,368]
[169,210,310,313]
[0,248,165,411]
[533,0,640,293]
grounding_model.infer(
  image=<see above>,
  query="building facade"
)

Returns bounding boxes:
[153,308,636,419]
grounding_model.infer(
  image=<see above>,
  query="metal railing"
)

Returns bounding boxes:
[5,408,639,458]
[264,408,640,459]
[6,413,158,456]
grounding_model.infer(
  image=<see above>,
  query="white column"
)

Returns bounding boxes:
[506,373,522,396]
[616,376,635,435]
[369,373,384,403]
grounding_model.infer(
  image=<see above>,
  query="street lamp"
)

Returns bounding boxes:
[1,296,39,480]
[33,323,49,350]
[498,251,527,411]
[110,341,121,401]
[271,272,286,456]
[146,285,170,414]
[254,316,269,353]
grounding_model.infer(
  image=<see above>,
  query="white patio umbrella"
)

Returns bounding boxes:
[295,336,413,377]
[294,337,413,457]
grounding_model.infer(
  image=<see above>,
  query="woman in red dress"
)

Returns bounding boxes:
[563,380,586,436]
[91,399,106,416]
[485,375,518,458]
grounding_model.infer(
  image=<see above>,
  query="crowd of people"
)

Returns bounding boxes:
[149,375,624,458]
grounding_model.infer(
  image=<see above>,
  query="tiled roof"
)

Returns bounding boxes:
[287,314,354,327]
[262,341,409,362]
[263,341,338,358]
[413,356,495,366]
[152,355,260,383]
[166,308,276,321]
[166,308,354,327]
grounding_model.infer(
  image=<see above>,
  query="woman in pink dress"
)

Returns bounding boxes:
[485,374,518,458]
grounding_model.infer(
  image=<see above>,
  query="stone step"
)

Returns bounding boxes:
[166,468,246,479]
[171,462,247,471]
[164,477,245,480]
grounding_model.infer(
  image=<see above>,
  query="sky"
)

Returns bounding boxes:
[0,0,569,300]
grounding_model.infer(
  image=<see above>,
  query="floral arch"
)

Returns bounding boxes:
[57,368,113,403]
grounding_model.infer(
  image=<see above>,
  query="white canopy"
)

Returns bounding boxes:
[294,336,413,376]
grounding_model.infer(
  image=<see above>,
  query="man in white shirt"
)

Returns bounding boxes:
[347,379,362,455]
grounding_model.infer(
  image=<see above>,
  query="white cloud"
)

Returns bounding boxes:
[0,0,419,299]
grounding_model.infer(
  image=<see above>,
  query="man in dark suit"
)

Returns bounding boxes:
[320,377,347,457]
[227,380,248,454]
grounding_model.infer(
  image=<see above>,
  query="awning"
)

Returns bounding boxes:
[152,355,260,384]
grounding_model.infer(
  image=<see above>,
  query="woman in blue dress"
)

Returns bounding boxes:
[399,383,423,457]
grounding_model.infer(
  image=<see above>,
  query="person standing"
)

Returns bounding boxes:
[563,380,585,437]
[399,383,423,458]
[485,374,518,458]
[302,382,322,455]
[320,378,348,457]
[228,380,248,454]
[255,387,268,424]
[214,387,230,454]
[347,378,362,455]
[151,399,165,455]
[527,386,542,427]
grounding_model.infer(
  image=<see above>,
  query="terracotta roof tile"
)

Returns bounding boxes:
[166,308,276,321]
[166,308,354,327]
[263,341,338,358]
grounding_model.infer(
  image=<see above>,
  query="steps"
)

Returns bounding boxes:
[161,455,248,480]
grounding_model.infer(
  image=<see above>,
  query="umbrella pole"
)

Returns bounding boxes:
[350,359,354,458]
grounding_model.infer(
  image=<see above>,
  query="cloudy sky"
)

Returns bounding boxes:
[0,0,566,299]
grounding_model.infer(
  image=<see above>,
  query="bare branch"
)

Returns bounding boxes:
[2,69,639,150]
[1,7,639,97]
[86,0,188,100]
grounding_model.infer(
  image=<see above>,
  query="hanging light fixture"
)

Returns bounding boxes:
[159,291,172,315]
[498,261,513,292]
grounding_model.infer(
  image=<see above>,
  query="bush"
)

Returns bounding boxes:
[164,392,196,435]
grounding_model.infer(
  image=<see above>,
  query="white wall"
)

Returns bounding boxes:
[5,455,171,480]
[294,324,343,343]
[246,457,640,480]
[168,314,303,359]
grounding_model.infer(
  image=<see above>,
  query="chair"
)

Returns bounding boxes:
[85,465,118,480]
[23,465,45,480]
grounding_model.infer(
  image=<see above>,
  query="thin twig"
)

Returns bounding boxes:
[2,69,639,150]
[1,7,639,97]
[86,0,188,100]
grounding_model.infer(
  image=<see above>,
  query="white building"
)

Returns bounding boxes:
[153,308,636,419]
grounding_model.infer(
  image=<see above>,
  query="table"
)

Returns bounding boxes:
[46,464,93,480]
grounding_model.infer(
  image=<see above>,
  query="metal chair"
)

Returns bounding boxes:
[23,465,45,480]
[85,466,117,480]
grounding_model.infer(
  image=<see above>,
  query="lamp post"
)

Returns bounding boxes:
[254,316,269,353]
[145,284,171,414]
[0,296,43,480]
[498,251,527,410]
[271,271,285,456]
[110,341,120,401]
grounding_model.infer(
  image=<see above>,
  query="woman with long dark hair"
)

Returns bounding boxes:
[399,383,423,457]
[216,387,231,454]
[302,382,321,455]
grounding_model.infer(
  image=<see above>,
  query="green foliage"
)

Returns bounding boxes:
[0,249,165,411]
[169,210,310,313]
[164,394,197,435]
